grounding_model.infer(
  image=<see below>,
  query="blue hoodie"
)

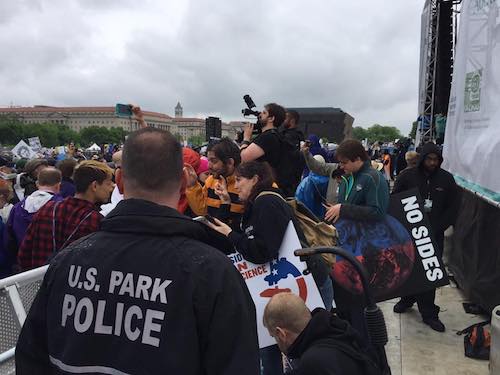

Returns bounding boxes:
[295,173,329,218]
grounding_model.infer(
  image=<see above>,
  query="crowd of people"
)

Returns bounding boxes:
[0,104,459,374]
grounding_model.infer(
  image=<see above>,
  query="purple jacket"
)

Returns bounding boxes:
[6,191,63,252]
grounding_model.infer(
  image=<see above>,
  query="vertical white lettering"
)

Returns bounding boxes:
[135,275,152,300]
[406,209,423,224]
[74,298,94,333]
[411,226,429,239]
[422,256,440,271]
[83,268,97,290]
[415,237,432,246]
[114,303,124,336]
[142,309,165,347]
[150,279,172,304]
[417,243,435,258]
[426,268,444,281]
[61,294,76,327]
[68,265,81,288]
[109,271,123,294]
[94,300,112,335]
[119,273,135,297]
[124,306,142,341]
[401,196,419,211]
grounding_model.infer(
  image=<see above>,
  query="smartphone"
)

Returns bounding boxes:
[193,216,210,226]
[115,103,132,117]
[205,215,216,224]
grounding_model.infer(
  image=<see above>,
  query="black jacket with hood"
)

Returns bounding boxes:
[287,308,380,375]
[16,198,259,375]
[227,188,330,285]
[392,143,459,242]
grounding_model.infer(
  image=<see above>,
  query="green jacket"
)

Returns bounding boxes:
[338,160,389,221]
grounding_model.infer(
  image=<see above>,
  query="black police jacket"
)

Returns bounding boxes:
[287,309,381,375]
[16,198,259,375]
[228,189,330,286]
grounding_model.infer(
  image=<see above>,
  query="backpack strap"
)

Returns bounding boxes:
[310,178,327,204]
[52,202,94,254]
[256,191,286,202]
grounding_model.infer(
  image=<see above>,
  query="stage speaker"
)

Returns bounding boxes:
[205,117,222,141]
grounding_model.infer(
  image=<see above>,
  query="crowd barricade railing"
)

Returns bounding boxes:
[0,266,48,375]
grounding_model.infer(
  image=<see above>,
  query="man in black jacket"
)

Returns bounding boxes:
[392,142,459,332]
[263,293,380,374]
[16,128,260,374]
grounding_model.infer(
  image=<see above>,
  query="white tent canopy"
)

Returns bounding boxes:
[86,143,101,152]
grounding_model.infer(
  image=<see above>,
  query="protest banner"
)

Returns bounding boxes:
[332,188,449,302]
[11,140,37,159]
[28,136,42,151]
[228,221,325,348]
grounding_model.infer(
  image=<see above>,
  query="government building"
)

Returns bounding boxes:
[0,103,238,141]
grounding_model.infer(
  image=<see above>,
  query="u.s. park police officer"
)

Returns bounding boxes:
[16,127,260,374]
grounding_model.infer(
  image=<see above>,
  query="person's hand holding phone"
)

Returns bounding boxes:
[300,141,310,154]
[131,105,147,129]
[214,177,231,204]
[207,216,232,237]
[323,203,342,223]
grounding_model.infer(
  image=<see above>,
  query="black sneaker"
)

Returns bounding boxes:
[393,299,414,313]
[423,318,446,332]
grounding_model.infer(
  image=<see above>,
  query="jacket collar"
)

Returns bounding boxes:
[102,198,234,253]
[352,160,372,177]
[287,308,366,361]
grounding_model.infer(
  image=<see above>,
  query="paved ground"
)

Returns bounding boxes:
[382,283,489,374]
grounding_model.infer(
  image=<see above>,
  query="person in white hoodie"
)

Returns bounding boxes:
[100,150,124,216]
[6,167,63,254]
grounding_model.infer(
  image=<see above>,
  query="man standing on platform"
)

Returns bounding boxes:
[392,142,459,332]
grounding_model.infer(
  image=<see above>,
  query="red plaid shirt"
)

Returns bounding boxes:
[18,197,102,271]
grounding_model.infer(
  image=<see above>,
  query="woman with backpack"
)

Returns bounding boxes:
[208,161,332,375]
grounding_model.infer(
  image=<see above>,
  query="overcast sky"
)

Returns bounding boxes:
[0,0,425,135]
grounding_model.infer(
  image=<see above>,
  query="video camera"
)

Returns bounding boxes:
[241,95,260,117]
[237,95,263,143]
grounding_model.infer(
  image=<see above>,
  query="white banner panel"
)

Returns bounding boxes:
[443,0,500,201]
[11,140,37,159]
[28,136,42,151]
[228,221,325,349]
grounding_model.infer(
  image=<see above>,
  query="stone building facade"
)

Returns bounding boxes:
[0,104,240,142]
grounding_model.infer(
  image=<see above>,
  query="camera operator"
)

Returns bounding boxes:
[240,103,285,175]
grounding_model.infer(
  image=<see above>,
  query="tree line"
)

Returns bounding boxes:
[0,116,128,148]
[352,124,404,143]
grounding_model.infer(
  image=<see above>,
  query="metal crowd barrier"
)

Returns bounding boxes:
[0,266,48,375]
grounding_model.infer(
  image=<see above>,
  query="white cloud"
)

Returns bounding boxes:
[0,0,424,135]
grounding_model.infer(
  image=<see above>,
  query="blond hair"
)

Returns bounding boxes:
[405,151,419,168]
[74,160,113,193]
